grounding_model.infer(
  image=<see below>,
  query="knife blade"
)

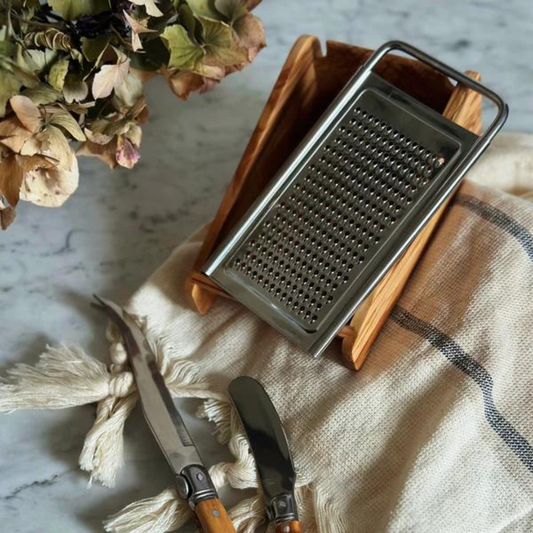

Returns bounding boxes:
[228,376,303,533]
[92,295,237,533]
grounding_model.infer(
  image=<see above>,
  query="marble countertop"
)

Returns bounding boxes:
[1,1,532,531]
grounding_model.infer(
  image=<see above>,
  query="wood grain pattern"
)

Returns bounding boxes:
[341,71,482,369]
[194,498,237,533]
[275,520,304,533]
[186,36,482,370]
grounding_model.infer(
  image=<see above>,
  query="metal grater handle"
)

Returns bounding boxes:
[359,41,508,181]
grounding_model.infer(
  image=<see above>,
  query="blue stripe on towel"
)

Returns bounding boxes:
[456,194,533,261]
[391,306,533,473]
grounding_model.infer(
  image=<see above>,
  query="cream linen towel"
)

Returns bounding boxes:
[1,135,532,532]
[108,133,533,533]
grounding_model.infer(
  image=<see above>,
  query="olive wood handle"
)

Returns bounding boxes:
[194,498,237,533]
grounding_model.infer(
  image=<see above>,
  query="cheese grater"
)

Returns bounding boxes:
[203,41,508,358]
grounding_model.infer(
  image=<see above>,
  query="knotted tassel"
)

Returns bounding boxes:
[79,325,138,487]
[0,340,137,488]
[228,495,266,533]
[104,487,192,533]
[0,316,210,488]
[0,344,134,411]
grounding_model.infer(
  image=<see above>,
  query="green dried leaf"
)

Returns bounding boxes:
[0,38,16,58]
[49,110,86,141]
[22,84,62,106]
[199,17,247,66]
[0,71,22,117]
[162,24,204,71]
[48,0,110,21]
[214,0,247,22]
[178,4,199,40]
[48,56,70,91]
[63,78,89,103]
[81,35,111,64]
[23,49,59,74]
[186,0,223,20]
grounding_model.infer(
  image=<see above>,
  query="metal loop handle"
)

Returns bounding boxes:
[365,40,508,144]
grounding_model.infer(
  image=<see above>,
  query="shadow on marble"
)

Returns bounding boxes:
[0,335,52,374]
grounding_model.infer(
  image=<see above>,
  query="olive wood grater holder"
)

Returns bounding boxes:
[187,36,488,370]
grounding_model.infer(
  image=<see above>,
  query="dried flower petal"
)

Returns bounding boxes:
[165,70,217,99]
[116,135,140,169]
[10,95,42,133]
[92,55,131,100]
[114,74,144,109]
[77,138,118,169]
[20,151,79,207]
[233,14,266,61]
[0,202,16,230]
[0,152,24,206]
[0,116,36,154]
[123,11,157,52]
[63,81,89,103]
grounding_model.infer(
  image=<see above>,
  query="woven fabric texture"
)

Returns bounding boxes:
[125,134,533,532]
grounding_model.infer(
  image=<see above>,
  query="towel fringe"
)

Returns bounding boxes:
[0,316,347,532]
[0,318,207,488]
[103,487,191,533]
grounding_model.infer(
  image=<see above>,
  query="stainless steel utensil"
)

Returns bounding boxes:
[92,296,237,533]
[228,376,302,533]
[203,40,508,357]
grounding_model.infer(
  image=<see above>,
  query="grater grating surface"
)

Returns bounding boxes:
[230,91,454,330]
[203,41,508,357]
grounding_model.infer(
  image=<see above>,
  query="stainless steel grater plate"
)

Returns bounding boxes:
[203,41,508,357]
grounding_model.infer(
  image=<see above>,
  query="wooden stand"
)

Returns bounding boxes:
[186,36,482,370]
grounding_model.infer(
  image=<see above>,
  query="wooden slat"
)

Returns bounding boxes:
[341,71,482,369]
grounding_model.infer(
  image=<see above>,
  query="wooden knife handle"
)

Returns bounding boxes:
[275,520,303,533]
[194,498,237,533]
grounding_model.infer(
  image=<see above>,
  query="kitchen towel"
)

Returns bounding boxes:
[107,133,533,532]
[1,133,533,533]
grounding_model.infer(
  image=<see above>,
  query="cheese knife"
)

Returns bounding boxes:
[92,295,237,533]
[228,376,303,533]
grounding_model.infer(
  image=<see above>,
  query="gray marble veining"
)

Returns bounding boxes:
[1,1,532,531]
